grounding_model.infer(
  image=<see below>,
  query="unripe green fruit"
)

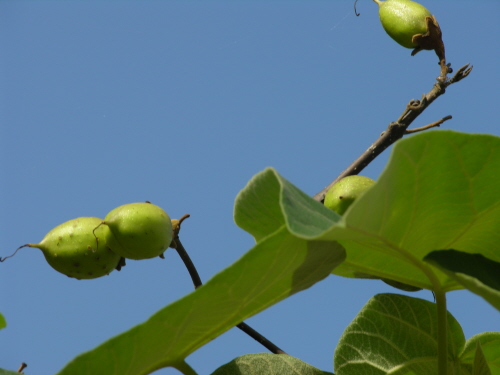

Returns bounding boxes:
[29,217,121,280]
[324,175,375,215]
[101,202,173,260]
[374,0,432,49]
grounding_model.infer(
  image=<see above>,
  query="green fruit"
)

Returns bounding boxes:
[101,202,173,260]
[324,175,375,215]
[28,217,121,280]
[374,0,432,48]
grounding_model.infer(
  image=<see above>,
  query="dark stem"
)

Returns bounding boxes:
[17,363,27,373]
[174,238,202,289]
[235,321,287,355]
[173,234,287,355]
[313,63,472,202]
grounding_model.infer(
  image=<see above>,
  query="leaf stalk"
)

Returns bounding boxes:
[173,360,198,375]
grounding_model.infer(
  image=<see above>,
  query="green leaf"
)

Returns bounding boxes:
[472,342,491,375]
[460,332,500,375]
[0,316,19,375]
[210,353,334,375]
[0,313,6,330]
[320,131,500,292]
[234,167,340,241]
[56,168,345,375]
[0,369,23,375]
[334,294,466,375]
[424,250,500,311]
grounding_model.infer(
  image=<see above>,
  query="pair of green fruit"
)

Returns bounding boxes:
[23,202,173,280]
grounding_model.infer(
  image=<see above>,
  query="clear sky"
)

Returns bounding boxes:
[1,1,499,374]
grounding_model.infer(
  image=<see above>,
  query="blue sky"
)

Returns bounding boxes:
[1,1,499,374]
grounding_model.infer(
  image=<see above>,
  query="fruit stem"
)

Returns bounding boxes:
[173,230,287,355]
[173,236,202,289]
[0,244,30,262]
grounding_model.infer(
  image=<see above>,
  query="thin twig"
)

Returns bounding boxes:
[313,63,472,202]
[405,115,452,134]
[171,217,287,355]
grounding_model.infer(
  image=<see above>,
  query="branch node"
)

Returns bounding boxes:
[407,99,421,110]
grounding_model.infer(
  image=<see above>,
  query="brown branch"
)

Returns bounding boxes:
[313,63,472,203]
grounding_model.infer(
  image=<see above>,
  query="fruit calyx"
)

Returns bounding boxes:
[410,15,448,77]
[168,213,191,252]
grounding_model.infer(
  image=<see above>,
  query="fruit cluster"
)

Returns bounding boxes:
[4,202,173,280]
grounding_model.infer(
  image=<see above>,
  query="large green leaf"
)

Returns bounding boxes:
[0,314,5,330]
[320,131,500,292]
[210,353,333,375]
[334,294,469,375]
[56,170,345,375]
[424,250,500,311]
[56,131,499,373]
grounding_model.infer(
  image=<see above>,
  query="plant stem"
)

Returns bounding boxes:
[235,321,287,355]
[173,233,287,355]
[434,290,448,375]
[174,237,202,289]
[173,360,198,375]
[17,362,27,373]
